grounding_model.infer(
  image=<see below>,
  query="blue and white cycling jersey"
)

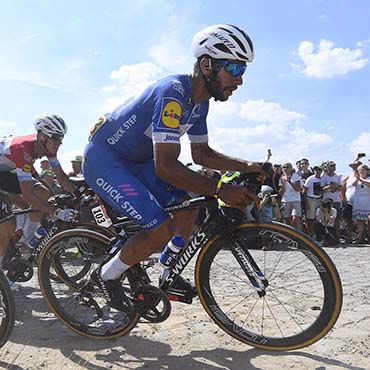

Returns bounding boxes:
[88,74,209,162]
[84,74,210,229]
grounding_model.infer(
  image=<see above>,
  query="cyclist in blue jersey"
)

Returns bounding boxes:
[83,24,264,312]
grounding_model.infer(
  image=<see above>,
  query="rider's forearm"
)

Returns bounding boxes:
[155,160,218,197]
[22,193,56,215]
[193,145,251,172]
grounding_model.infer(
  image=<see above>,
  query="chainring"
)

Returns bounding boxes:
[134,285,171,323]
[7,258,34,282]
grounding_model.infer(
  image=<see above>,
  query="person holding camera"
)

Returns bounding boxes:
[278,162,303,230]
[258,185,282,222]
[315,198,339,246]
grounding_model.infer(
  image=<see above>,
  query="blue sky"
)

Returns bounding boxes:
[1,0,369,175]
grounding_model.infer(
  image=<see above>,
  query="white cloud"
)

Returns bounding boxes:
[350,132,370,155]
[294,39,368,78]
[17,33,39,44]
[102,62,165,112]
[149,34,193,71]
[237,99,306,123]
[204,99,332,166]
[0,120,17,135]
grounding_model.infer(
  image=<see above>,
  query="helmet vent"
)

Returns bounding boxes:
[199,38,208,46]
[214,43,232,55]
[229,34,246,53]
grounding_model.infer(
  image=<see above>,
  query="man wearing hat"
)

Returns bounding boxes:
[303,165,323,237]
[69,155,83,177]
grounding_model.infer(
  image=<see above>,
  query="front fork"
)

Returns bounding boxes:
[227,235,268,297]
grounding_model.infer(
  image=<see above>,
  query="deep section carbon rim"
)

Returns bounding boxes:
[195,222,342,350]
[38,229,139,338]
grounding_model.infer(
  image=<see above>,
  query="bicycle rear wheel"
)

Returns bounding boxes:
[0,270,15,347]
[51,221,115,283]
[195,222,342,350]
[38,229,140,339]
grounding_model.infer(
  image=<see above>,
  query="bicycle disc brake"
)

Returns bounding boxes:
[7,258,34,282]
[134,285,171,323]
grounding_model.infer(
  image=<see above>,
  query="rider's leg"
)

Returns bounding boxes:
[120,208,198,264]
[0,219,16,269]
[20,184,50,243]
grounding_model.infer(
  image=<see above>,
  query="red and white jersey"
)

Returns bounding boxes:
[0,134,55,182]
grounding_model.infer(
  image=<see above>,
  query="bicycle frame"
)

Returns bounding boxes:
[156,197,268,297]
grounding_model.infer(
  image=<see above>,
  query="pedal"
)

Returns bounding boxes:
[166,288,194,304]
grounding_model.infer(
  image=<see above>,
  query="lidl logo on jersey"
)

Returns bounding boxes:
[161,100,182,129]
[22,164,32,172]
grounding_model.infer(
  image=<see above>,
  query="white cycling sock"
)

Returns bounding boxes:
[16,214,27,230]
[100,253,131,281]
[22,220,40,243]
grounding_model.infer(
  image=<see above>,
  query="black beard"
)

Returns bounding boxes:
[206,78,228,102]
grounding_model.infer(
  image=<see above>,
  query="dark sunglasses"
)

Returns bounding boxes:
[49,134,64,143]
[216,60,247,77]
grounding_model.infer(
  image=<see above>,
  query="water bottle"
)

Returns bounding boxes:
[28,226,47,249]
[159,236,185,280]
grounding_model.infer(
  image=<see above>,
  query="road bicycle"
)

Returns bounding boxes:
[6,178,116,283]
[0,269,15,348]
[37,187,343,350]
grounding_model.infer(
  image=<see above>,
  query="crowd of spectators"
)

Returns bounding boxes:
[264,157,370,245]
[198,156,370,246]
[35,155,370,246]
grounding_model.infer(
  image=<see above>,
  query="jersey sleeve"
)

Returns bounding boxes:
[152,81,184,145]
[186,102,209,143]
[13,143,34,182]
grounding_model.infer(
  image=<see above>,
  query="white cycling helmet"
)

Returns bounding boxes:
[258,185,274,198]
[34,114,68,137]
[191,24,254,63]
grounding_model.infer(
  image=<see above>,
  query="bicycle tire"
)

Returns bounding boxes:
[38,229,140,339]
[51,221,115,283]
[195,222,342,350]
[0,270,15,348]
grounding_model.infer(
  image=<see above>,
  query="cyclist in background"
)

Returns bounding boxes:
[0,114,77,283]
[83,24,264,312]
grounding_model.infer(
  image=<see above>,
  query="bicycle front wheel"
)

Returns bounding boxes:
[195,222,342,351]
[0,270,15,348]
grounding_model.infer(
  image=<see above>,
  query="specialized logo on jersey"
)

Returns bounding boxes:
[161,100,182,129]
[22,164,32,172]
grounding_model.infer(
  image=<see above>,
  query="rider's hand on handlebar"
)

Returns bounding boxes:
[219,183,260,210]
[244,161,268,183]
[54,208,78,222]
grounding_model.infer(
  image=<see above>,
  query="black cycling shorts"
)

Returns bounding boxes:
[0,172,22,223]
[0,172,22,194]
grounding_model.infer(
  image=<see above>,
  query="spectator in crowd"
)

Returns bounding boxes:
[272,164,282,193]
[303,164,323,237]
[352,164,370,243]
[299,158,314,182]
[341,160,362,243]
[258,185,282,222]
[41,169,64,195]
[295,160,302,174]
[315,198,338,246]
[321,161,342,238]
[279,162,303,230]
[40,159,51,172]
[69,155,83,177]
